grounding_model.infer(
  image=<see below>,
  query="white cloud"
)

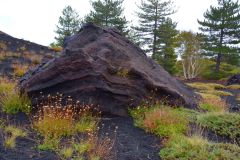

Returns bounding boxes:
[0,0,217,46]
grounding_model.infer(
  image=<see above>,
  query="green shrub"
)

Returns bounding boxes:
[160,135,240,160]
[197,112,240,141]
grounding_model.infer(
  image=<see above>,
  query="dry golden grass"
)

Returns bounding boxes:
[116,68,129,78]
[0,78,31,114]
[187,82,226,90]
[50,46,63,52]
[88,132,116,160]
[236,94,240,101]
[200,90,233,96]
[187,82,232,97]
[226,85,240,90]
[0,42,7,50]
[142,106,189,137]
[32,94,116,159]
[199,96,228,112]
[34,105,75,139]
[23,52,43,65]
[196,92,228,112]
[0,51,20,58]
[197,92,221,100]
[3,125,27,149]
[0,52,6,61]
[0,78,15,95]
[11,63,30,77]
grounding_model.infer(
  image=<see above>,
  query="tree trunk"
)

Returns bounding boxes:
[152,5,158,57]
[215,28,224,73]
[215,53,222,73]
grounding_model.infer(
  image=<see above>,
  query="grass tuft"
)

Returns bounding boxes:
[198,95,228,112]
[236,94,240,101]
[0,79,15,95]
[32,94,114,159]
[187,82,226,90]
[75,116,98,133]
[60,147,74,159]
[4,137,16,149]
[3,125,27,149]
[0,93,31,114]
[129,103,191,138]
[12,63,30,77]
[37,138,60,151]
[0,79,31,114]
[197,112,240,142]
[226,85,240,90]
[201,90,233,96]
[160,135,240,160]
[187,82,232,97]
[34,105,75,139]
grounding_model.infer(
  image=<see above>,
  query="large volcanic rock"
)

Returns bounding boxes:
[227,74,240,85]
[20,23,198,116]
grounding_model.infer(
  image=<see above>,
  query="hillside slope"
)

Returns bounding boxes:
[0,30,55,77]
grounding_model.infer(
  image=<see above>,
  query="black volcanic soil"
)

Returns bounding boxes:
[0,30,56,77]
[101,117,161,160]
[0,112,58,160]
[0,113,161,160]
[225,89,240,112]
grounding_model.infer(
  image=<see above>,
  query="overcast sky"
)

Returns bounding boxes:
[0,0,217,46]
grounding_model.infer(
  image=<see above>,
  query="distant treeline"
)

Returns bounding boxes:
[51,0,240,80]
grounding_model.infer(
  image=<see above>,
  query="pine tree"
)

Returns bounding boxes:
[85,0,128,35]
[135,0,175,55]
[198,0,240,73]
[54,6,82,46]
[154,18,178,74]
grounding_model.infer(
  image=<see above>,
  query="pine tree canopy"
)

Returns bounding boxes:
[55,6,81,46]
[135,0,175,55]
[154,18,178,74]
[198,0,240,72]
[85,0,128,35]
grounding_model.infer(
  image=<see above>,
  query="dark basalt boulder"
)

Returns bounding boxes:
[227,74,240,85]
[20,23,198,116]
